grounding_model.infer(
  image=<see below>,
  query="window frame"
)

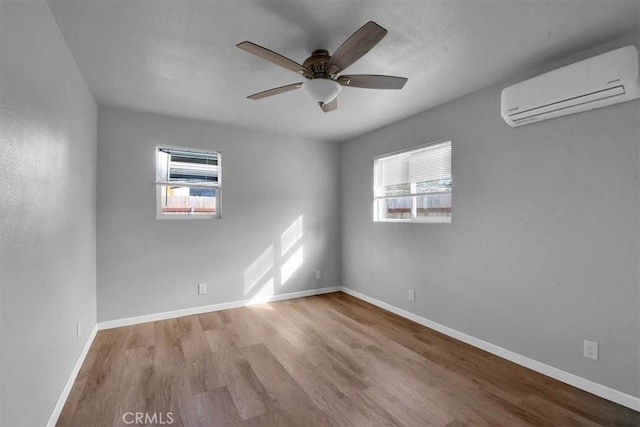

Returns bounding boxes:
[155,145,222,220]
[373,139,452,224]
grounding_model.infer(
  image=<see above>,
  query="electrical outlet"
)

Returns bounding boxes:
[583,340,599,360]
[315,270,321,280]
[408,289,415,301]
[198,283,207,295]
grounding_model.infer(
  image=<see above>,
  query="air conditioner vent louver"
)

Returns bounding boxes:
[501,46,640,127]
[511,86,627,123]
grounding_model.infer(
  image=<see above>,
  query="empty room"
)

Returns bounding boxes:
[2,0,640,426]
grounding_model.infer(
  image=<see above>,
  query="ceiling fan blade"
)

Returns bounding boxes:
[326,21,387,75]
[338,74,407,90]
[320,97,338,112]
[247,82,304,100]
[237,41,312,78]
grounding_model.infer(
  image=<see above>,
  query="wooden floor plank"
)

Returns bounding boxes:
[345,389,405,427]
[197,310,225,332]
[262,333,375,427]
[125,321,155,349]
[154,318,186,373]
[194,385,243,427]
[519,394,603,427]
[177,316,226,393]
[240,342,333,426]
[147,369,200,427]
[203,328,269,420]
[242,407,296,427]
[57,292,640,427]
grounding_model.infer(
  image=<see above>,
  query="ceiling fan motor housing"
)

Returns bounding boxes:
[303,49,332,77]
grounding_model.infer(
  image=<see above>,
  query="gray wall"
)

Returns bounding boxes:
[340,41,640,396]
[0,1,98,426]
[1,4,636,423]
[97,107,341,322]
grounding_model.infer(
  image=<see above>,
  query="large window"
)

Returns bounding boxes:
[156,147,221,219]
[374,140,451,223]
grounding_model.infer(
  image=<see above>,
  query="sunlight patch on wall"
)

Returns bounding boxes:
[243,215,305,299]
[248,277,275,305]
[281,246,304,285]
[281,215,303,256]
[243,244,273,295]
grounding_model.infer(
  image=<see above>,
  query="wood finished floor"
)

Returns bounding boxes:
[57,292,639,427]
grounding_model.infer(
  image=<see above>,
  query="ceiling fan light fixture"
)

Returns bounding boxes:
[302,78,341,104]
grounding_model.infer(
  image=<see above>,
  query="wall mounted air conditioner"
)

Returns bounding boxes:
[501,45,640,127]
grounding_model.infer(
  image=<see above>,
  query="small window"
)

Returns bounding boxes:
[156,147,221,219]
[374,140,451,223]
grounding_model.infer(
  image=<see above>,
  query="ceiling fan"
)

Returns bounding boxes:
[237,21,408,113]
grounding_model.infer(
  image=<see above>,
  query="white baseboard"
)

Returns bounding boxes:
[46,324,99,427]
[98,286,342,330]
[339,286,640,412]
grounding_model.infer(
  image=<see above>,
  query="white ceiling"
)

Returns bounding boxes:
[48,0,639,142]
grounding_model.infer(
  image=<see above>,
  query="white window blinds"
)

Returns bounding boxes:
[375,141,451,197]
[157,147,219,185]
[374,140,452,223]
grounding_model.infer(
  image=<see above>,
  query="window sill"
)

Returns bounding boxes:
[156,213,220,220]
[374,217,451,224]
